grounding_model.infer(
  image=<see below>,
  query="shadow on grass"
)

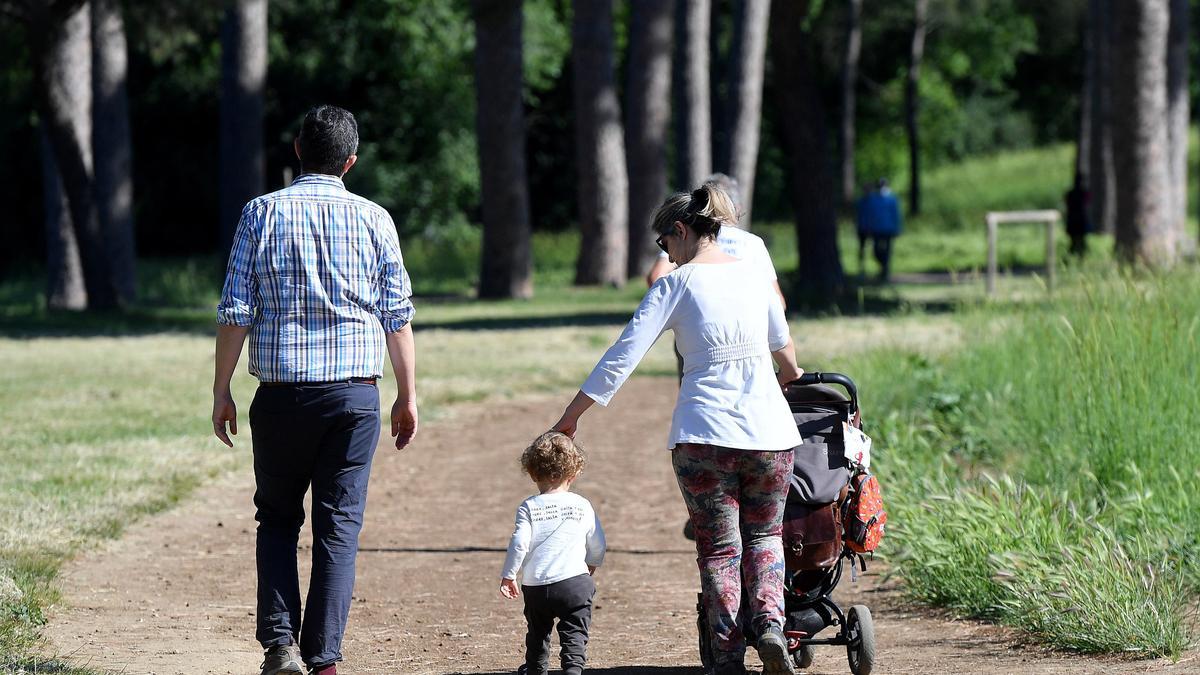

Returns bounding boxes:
[0,659,93,674]
[0,306,638,338]
[451,669,703,675]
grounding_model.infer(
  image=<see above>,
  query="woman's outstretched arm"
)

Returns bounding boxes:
[552,390,595,438]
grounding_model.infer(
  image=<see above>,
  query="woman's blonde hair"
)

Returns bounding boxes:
[521,431,586,484]
[650,181,740,238]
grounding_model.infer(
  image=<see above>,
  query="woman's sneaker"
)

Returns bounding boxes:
[756,626,796,675]
[260,644,304,675]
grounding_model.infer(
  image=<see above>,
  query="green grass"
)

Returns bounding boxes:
[840,270,1200,658]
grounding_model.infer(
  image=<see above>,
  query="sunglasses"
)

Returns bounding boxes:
[655,232,672,254]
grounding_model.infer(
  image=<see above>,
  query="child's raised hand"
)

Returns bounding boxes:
[500,578,521,599]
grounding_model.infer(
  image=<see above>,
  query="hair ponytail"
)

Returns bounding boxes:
[650,180,739,239]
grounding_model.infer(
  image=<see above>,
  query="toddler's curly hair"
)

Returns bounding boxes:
[521,431,586,485]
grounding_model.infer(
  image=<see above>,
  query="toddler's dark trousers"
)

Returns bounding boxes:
[250,381,380,669]
[522,574,595,675]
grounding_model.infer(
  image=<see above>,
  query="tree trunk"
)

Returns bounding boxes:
[1088,0,1116,234]
[625,0,673,277]
[219,0,267,256]
[720,0,770,228]
[92,0,136,303]
[33,0,119,310]
[41,129,87,310]
[673,0,712,190]
[1112,0,1175,267]
[905,0,927,217]
[573,0,628,287]
[770,0,843,301]
[840,0,863,210]
[472,0,533,299]
[1075,7,1092,189]
[1167,0,1192,254]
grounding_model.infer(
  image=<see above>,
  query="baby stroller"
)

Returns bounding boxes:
[696,372,878,675]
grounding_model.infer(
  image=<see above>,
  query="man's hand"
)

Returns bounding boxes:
[391,398,418,450]
[500,578,521,599]
[212,391,238,447]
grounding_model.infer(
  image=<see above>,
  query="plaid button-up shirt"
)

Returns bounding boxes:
[216,173,414,382]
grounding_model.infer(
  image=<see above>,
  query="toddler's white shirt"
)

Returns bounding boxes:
[501,491,606,587]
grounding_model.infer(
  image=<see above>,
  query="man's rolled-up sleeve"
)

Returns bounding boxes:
[216,204,259,326]
[378,214,415,333]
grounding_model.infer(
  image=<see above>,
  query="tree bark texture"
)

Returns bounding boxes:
[41,129,87,310]
[673,0,712,190]
[472,0,533,299]
[625,0,673,277]
[1167,0,1192,254]
[905,0,927,217]
[572,0,628,287]
[720,0,770,228]
[840,0,863,210]
[770,0,843,301]
[92,0,136,303]
[1088,0,1116,234]
[1112,0,1176,267]
[34,0,119,309]
[219,0,267,256]
[1075,6,1092,187]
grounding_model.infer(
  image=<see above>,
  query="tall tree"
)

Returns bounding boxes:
[472,0,533,299]
[1167,0,1191,253]
[573,0,628,286]
[719,0,770,228]
[92,0,136,303]
[905,0,927,217]
[1087,0,1116,234]
[219,0,267,255]
[673,0,712,190]
[41,130,86,310]
[1075,6,1092,188]
[29,0,119,309]
[1112,0,1175,266]
[839,0,863,210]
[625,0,673,277]
[770,0,843,301]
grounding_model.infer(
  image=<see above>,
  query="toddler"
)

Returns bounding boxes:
[500,431,606,675]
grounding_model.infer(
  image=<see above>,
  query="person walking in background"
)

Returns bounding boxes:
[554,183,804,675]
[855,178,903,282]
[500,432,606,675]
[211,105,418,675]
[1064,176,1091,258]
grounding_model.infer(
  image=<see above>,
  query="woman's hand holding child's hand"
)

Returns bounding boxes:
[500,578,521,599]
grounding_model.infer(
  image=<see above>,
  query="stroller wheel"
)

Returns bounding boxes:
[844,605,876,675]
[793,643,815,670]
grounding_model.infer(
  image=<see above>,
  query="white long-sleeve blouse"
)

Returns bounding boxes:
[581,259,802,451]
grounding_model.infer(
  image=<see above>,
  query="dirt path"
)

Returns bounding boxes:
[45,378,1193,675]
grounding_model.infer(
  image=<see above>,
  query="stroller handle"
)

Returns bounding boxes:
[786,372,859,414]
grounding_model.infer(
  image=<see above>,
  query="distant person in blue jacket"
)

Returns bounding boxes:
[855,178,903,282]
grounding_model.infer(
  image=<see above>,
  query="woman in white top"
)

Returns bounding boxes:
[552,184,803,675]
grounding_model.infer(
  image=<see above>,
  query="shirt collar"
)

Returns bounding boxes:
[292,173,346,189]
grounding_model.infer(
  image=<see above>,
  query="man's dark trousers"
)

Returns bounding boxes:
[250,381,380,668]
[522,574,595,675]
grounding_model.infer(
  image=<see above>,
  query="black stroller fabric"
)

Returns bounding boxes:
[789,403,851,505]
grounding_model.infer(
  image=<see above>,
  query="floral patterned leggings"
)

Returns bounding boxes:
[673,443,794,664]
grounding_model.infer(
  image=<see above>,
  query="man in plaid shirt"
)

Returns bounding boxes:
[212,105,417,675]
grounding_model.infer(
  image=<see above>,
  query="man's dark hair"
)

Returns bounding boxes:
[297,105,359,175]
